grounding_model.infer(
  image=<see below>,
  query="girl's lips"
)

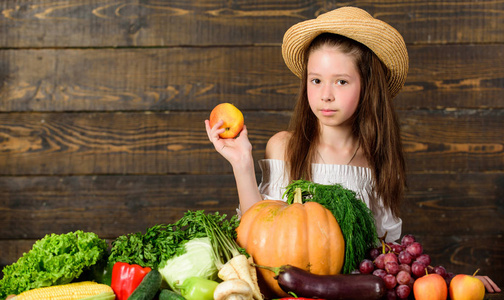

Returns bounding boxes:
[321,109,337,116]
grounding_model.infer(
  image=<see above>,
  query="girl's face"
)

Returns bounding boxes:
[306,44,361,128]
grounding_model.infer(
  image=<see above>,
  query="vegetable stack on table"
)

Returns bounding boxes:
[0,182,501,299]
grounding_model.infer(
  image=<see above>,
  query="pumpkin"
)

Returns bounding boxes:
[236,188,345,297]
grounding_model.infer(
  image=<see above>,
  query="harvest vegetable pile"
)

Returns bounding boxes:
[0,180,487,300]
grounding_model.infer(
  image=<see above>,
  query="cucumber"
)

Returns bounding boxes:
[128,269,162,300]
[159,289,186,300]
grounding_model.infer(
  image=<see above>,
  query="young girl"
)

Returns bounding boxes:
[205,7,500,293]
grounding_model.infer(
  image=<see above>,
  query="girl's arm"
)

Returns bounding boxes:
[205,120,262,213]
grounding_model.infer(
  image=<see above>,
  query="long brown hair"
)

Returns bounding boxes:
[285,33,406,217]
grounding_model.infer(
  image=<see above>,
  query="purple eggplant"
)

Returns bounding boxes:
[257,264,386,300]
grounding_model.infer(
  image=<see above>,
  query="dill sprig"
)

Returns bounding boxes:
[284,180,378,274]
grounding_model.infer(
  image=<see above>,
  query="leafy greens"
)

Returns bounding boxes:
[108,210,240,269]
[0,230,108,299]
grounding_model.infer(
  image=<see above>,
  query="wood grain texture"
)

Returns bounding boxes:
[0,0,502,48]
[1,44,503,112]
[0,109,501,175]
[0,174,243,239]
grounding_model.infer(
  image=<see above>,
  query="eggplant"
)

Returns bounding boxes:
[257,264,386,300]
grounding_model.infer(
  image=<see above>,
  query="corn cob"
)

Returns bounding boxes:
[12,281,115,300]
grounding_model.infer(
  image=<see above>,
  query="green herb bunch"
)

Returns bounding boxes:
[108,210,240,269]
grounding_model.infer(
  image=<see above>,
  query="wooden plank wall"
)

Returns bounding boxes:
[0,0,502,285]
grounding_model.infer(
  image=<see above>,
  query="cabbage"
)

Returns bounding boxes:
[158,237,218,292]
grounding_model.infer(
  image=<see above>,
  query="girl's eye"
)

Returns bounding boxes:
[336,80,348,85]
[310,78,321,84]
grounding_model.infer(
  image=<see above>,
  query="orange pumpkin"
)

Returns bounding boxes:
[236,189,345,297]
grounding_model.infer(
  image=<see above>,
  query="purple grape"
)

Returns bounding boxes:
[359,259,375,274]
[401,234,416,247]
[395,284,411,299]
[434,266,448,278]
[384,252,398,264]
[398,263,411,274]
[390,243,403,254]
[368,247,381,260]
[386,289,397,300]
[408,276,415,288]
[398,250,413,265]
[374,253,386,269]
[385,261,400,275]
[406,242,423,258]
[445,272,456,286]
[384,274,397,289]
[373,268,387,279]
[415,254,431,266]
[396,270,411,285]
[411,261,427,278]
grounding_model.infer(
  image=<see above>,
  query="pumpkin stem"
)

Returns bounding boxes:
[250,263,281,276]
[293,188,303,204]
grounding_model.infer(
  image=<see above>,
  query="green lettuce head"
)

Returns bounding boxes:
[0,230,108,298]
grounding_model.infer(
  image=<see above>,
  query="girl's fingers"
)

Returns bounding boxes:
[240,125,248,136]
[205,119,225,141]
[477,276,501,293]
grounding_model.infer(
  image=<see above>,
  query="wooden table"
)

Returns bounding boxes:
[485,293,504,300]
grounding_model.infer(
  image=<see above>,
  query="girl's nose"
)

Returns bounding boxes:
[321,85,334,102]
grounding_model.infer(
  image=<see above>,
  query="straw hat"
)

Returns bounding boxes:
[282,6,408,98]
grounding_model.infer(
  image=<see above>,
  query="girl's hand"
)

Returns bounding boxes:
[476,275,501,293]
[205,119,253,166]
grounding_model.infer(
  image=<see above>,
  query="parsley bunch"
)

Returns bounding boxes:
[108,210,240,269]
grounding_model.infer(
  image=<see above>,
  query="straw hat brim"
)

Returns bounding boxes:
[282,7,408,99]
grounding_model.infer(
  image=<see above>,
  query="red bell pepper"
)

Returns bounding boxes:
[111,261,151,300]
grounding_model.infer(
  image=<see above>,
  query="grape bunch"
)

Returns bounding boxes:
[357,234,455,299]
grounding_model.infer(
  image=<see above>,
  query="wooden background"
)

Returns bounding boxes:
[0,0,502,287]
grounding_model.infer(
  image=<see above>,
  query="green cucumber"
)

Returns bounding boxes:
[159,289,186,300]
[128,269,162,300]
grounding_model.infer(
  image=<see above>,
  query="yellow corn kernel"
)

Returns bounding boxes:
[13,281,114,300]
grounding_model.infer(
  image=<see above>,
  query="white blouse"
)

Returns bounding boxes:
[257,159,402,243]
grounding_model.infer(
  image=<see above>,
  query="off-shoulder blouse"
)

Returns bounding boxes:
[256,159,401,243]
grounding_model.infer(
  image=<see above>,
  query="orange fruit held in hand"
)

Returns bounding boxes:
[209,103,244,139]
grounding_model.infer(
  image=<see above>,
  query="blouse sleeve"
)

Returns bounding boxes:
[373,203,402,243]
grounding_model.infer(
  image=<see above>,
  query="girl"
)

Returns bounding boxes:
[206,6,407,242]
[205,7,500,293]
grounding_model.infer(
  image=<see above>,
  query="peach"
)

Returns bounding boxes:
[449,269,485,300]
[209,103,244,139]
[413,273,448,300]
